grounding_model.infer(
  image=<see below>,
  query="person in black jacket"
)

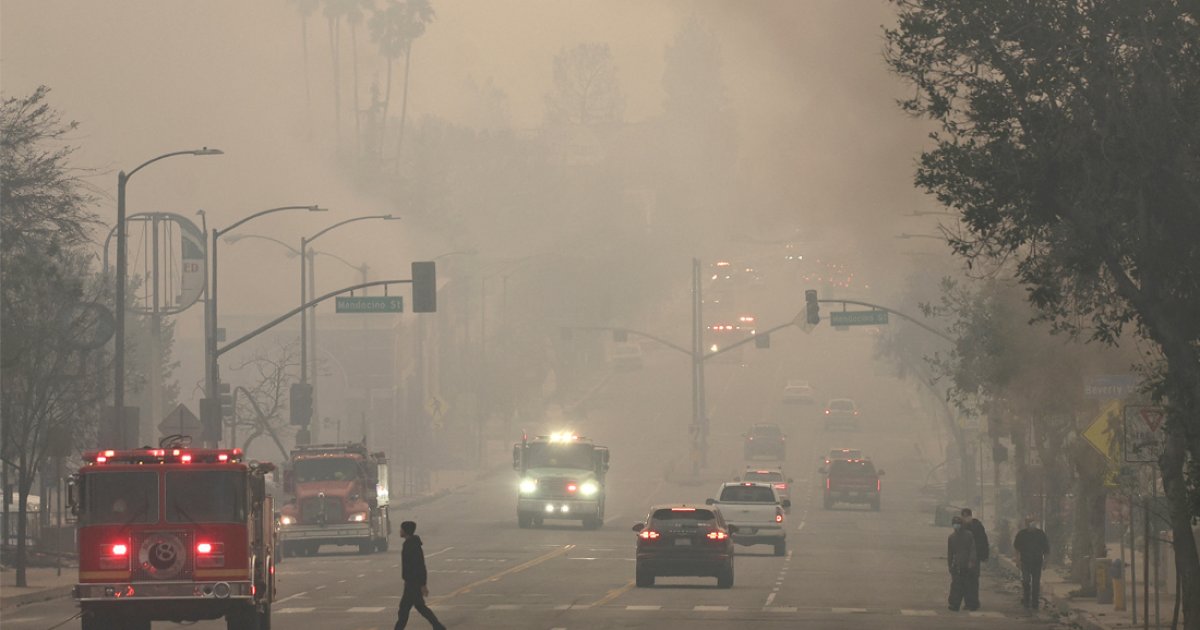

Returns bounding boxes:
[394,521,447,630]
[1013,515,1050,609]
[961,508,989,610]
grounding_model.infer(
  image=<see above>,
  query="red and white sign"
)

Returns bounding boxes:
[1124,405,1167,463]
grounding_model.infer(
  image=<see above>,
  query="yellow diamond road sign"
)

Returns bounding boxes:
[1083,400,1122,463]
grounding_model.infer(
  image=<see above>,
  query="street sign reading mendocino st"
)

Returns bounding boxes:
[829,310,889,326]
[335,296,404,314]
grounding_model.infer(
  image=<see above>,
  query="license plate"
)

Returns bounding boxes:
[674,538,692,546]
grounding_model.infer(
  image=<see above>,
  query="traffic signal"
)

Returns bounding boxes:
[805,289,820,325]
[290,383,314,425]
[411,261,437,313]
[755,333,770,349]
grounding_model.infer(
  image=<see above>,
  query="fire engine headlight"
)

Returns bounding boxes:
[280,515,294,526]
[519,478,538,494]
[348,512,369,523]
[579,481,599,496]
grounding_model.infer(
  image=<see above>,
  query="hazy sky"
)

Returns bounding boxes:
[2,0,947,317]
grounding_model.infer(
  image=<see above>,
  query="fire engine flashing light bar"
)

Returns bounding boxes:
[83,448,244,465]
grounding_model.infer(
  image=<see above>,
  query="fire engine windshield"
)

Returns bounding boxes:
[165,471,246,523]
[294,457,359,483]
[84,471,159,525]
[525,443,594,470]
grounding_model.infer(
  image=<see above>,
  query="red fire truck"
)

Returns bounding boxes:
[68,445,277,630]
[278,442,390,556]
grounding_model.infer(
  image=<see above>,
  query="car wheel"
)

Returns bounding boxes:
[635,567,655,588]
[717,563,734,589]
[774,542,786,557]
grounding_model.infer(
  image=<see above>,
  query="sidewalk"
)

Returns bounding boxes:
[0,563,77,611]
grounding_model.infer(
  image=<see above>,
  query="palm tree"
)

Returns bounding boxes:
[288,0,320,138]
[323,0,352,146]
[343,0,370,152]
[369,0,435,162]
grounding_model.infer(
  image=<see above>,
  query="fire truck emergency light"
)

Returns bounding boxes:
[84,448,244,465]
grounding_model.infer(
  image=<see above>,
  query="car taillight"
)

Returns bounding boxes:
[638,530,660,540]
[196,542,225,568]
[877,479,882,492]
[774,483,787,490]
[706,531,728,541]
[775,509,784,523]
[826,478,831,490]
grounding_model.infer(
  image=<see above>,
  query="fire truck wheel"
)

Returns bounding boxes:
[517,512,533,528]
[376,538,389,552]
[226,602,266,630]
[358,542,373,554]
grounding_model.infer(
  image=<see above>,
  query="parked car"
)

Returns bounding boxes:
[633,505,734,588]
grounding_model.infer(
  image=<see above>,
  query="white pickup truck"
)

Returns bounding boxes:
[706,482,789,556]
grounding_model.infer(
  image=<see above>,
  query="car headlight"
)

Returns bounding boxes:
[579,481,599,496]
[519,478,538,494]
[280,515,294,526]
[348,512,368,523]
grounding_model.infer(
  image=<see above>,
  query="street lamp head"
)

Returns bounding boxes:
[192,147,224,156]
[383,215,401,221]
[224,234,245,244]
[309,205,329,212]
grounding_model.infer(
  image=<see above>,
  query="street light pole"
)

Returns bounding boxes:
[114,148,222,449]
[297,215,399,445]
[205,204,325,447]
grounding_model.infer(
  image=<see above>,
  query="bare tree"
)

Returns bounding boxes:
[226,341,300,462]
[545,43,623,126]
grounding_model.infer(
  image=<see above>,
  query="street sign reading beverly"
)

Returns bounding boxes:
[1083,373,1138,399]
[335,296,404,314]
[1124,405,1166,463]
[828,310,889,326]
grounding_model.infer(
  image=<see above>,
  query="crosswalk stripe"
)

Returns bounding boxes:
[969,611,1004,618]
[694,605,729,611]
[901,609,937,616]
[625,605,661,611]
[347,607,386,613]
[276,608,316,614]
[485,604,522,610]
[832,607,867,613]
[766,607,798,613]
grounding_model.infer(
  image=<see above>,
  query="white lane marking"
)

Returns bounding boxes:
[764,592,777,607]
[426,546,454,558]
[901,609,937,616]
[337,579,347,583]
[275,591,307,604]
[625,605,661,611]
[832,607,868,613]
[767,607,798,613]
[485,604,522,610]
[347,606,386,613]
[797,520,806,531]
[694,605,729,611]
[276,608,316,614]
[314,585,327,590]
[969,611,1004,618]
[356,573,366,578]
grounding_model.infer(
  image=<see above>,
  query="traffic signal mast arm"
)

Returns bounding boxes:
[218,278,412,358]
[816,299,952,343]
[565,326,694,357]
[702,321,796,359]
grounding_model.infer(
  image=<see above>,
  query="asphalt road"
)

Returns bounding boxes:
[5,322,1057,629]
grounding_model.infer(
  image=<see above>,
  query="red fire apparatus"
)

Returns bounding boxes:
[278,442,390,556]
[68,443,277,630]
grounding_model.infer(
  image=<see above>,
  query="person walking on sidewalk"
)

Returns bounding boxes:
[1013,515,1050,610]
[961,507,989,610]
[395,521,447,630]
[947,515,978,611]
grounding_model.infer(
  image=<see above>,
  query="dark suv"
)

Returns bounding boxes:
[633,505,735,588]
[743,423,786,460]
[821,459,883,510]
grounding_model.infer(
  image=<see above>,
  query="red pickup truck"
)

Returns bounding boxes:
[821,459,883,511]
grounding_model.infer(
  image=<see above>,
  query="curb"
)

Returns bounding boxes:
[0,584,74,611]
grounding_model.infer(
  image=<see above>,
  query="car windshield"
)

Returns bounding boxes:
[651,508,717,527]
[744,471,784,483]
[84,471,159,525]
[829,449,861,460]
[751,425,782,437]
[719,485,776,502]
[294,457,360,483]
[830,460,877,476]
[830,400,855,411]
[166,470,246,523]
[525,443,594,469]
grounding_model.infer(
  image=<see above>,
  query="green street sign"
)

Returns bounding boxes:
[336,296,404,314]
[829,310,888,326]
